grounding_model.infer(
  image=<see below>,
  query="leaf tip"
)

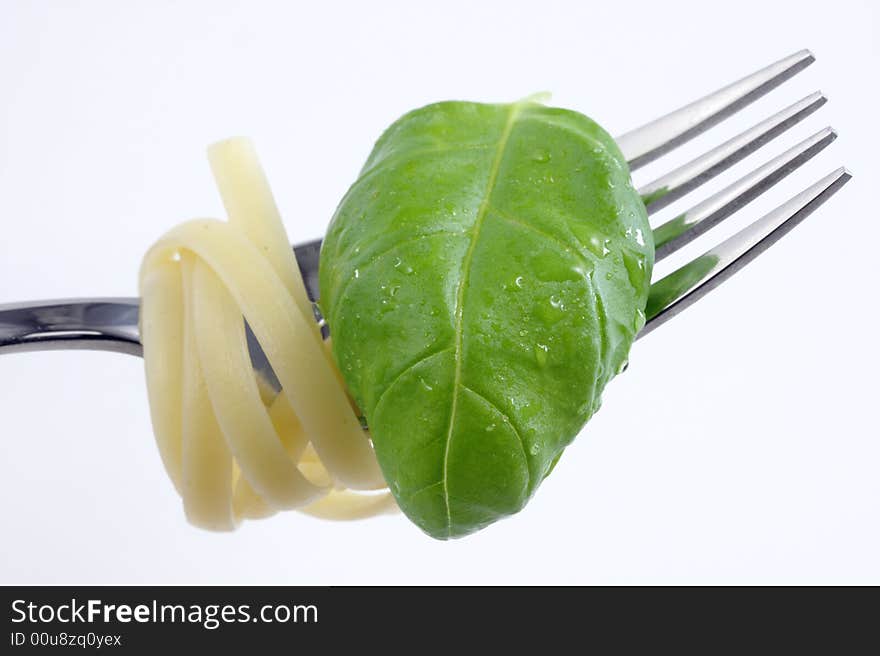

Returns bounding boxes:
[519,91,552,105]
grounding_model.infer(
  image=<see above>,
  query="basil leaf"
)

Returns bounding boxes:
[319,100,653,538]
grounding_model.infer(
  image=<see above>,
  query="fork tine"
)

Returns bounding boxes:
[639,167,851,338]
[618,49,815,170]
[639,92,826,212]
[653,126,837,260]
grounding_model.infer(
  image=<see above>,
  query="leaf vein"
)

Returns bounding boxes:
[487,205,595,274]
[460,384,530,479]
[401,480,443,502]
[441,103,523,537]
[328,230,469,318]
[520,115,624,173]
[331,143,493,265]
[370,346,454,419]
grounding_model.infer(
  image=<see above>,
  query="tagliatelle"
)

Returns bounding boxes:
[139,137,396,530]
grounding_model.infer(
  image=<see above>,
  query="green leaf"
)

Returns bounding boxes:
[319,100,653,538]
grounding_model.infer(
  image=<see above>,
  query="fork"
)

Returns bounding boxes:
[0,50,851,370]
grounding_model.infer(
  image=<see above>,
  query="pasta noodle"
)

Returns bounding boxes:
[139,137,396,530]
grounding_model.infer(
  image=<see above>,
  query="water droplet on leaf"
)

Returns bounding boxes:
[531,149,551,163]
[534,343,549,367]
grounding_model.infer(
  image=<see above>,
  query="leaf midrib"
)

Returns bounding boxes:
[440,102,523,536]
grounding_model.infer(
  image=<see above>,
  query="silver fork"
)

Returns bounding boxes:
[0,50,851,367]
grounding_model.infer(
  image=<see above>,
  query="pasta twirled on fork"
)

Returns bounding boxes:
[139,138,396,529]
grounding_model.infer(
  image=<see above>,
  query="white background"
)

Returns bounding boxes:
[1,0,877,584]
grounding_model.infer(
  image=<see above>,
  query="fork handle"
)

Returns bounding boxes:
[0,298,143,356]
